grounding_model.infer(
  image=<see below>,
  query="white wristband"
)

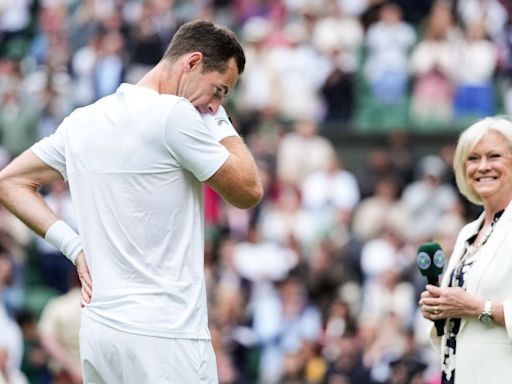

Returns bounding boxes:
[44,220,83,265]
[202,105,240,142]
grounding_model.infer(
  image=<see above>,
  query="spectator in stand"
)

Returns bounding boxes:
[318,45,356,128]
[0,0,32,58]
[352,176,407,241]
[70,33,100,107]
[233,224,299,286]
[276,119,336,187]
[361,312,411,383]
[363,2,416,105]
[237,17,281,128]
[357,146,398,199]
[0,80,39,159]
[16,310,52,384]
[387,130,415,189]
[268,20,331,121]
[127,0,179,84]
[306,240,351,316]
[29,4,71,68]
[259,185,318,254]
[452,21,498,120]
[36,83,72,140]
[337,0,369,17]
[92,30,126,99]
[324,332,373,384]
[301,154,360,237]
[312,1,364,75]
[456,0,508,42]
[312,1,360,128]
[0,244,27,384]
[252,274,322,383]
[38,271,82,384]
[409,0,460,127]
[323,299,358,355]
[400,155,459,242]
[359,224,413,292]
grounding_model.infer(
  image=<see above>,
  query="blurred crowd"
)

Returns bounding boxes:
[0,0,511,383]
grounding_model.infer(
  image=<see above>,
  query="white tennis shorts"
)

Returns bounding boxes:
[79,314,218,383]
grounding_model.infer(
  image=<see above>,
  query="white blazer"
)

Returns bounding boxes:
[430,200,512,383]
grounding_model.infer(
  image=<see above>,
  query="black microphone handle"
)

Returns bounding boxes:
[426,276,439,287]
[424,276,445,336]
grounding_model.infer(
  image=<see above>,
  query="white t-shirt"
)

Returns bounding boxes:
[31,83,230,339]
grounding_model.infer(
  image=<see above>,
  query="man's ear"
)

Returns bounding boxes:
[184,52,203,72]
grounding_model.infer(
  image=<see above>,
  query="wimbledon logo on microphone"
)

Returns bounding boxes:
[417,252,431,270]
[433,250,445,268]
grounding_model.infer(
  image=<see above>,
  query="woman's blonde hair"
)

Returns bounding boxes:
[453,116,512,205]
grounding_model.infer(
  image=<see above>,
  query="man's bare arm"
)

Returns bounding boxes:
[0,150,63,236]
[0,150,93,304]
[206,136,263,209]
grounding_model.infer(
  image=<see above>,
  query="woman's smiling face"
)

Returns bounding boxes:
[465,130,512,207]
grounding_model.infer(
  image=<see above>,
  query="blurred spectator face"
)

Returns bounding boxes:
[466,21,487,41]
[100,10,123,32]
[218,238,236,268]
[417,155,446,184]
[280,277,306,318]
[151,0,174,12]
[374,178,398,200]
[0,59,19,79]
[242,17,271,46]
[277,186,301,212]
[283,22,308,46]
[295,120,317,138]
[1,84,19,105]
[329,300,350,320]
[334,336,361,372]
[213,288,244,326]
[99,31,124,56]
[326,155,341,173]
[426,0,454,39]
[369,148,392,172]
[380,3,402,24]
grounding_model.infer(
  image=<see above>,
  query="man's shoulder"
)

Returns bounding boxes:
[85,84,187,111]
[69,87,196,126]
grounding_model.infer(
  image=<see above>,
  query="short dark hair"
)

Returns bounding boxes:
[163,20,245,75]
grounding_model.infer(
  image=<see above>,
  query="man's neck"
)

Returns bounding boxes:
[137,61,178,95]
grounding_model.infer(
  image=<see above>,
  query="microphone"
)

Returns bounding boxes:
[417,242,446,336]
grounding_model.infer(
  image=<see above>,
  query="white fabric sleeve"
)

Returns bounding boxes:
[201,106,239,142]
[45,220,83,264]
[31,118,68,180]
[164,100,229,182]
